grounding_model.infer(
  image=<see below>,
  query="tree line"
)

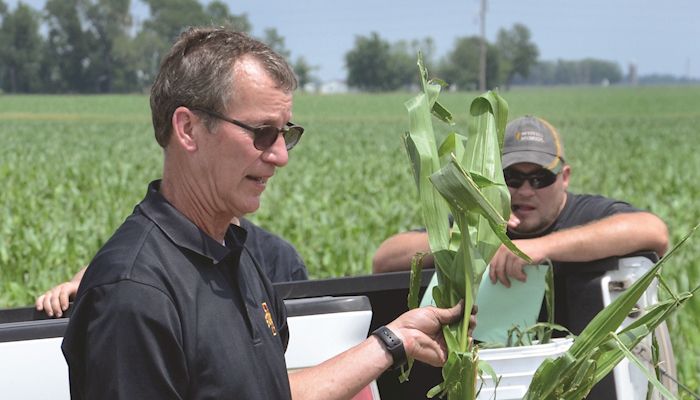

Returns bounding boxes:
[0,0,624,94]
[344,26,625,92]
[0,0,316,93]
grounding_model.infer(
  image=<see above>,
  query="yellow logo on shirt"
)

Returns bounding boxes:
[261,302,277,336]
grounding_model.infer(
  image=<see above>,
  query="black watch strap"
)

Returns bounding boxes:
[372,326,407,370]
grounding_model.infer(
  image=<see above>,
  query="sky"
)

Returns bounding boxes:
[6,0,700,82]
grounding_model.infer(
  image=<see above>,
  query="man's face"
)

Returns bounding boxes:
[506,162,569,234]
[194,56,293,217]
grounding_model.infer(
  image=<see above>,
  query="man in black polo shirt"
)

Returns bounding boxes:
[62,27,464,400]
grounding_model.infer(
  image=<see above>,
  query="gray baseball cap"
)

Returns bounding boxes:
[502,116,565,173]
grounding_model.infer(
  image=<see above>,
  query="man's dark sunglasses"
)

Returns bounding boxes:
[503,168,559,189]
[189,107,304,151]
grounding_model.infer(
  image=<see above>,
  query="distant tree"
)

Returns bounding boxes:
[138,0,252,89]
[292,56,317,90]
[44,0,93,92]
[205,1,251,33]
[496,23,539,90]
[0,2,44,92]
[438,36,499,90]
[261,27,290,59]
[116,29,162,90]
[141,0,206,43]
[345,32,413,91]
[513,61,557,85]
[399,37,436,72]
[579,58,622,84]
[516,59,623,86]
[82,0,133,92]
[389,40,420,88]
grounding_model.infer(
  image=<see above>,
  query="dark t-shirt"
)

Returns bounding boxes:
[62,181,292,400]
[509,192,641,333]
[508,192,639,240]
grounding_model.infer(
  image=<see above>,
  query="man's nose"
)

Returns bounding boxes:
[262,134,289,167]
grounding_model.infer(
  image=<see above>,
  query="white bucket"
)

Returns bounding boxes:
[476,338,574,400]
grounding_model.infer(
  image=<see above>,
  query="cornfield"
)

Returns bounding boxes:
[1,87,699,394]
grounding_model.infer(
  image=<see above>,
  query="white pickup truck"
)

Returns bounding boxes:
[0,254,676,400]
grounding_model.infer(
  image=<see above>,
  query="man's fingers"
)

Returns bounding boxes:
[50,291,63,317]
[497,267,511,287]
[436,300,464,324]
[59,291,70,311]
[35,295,45,311]
[510,264,528,282]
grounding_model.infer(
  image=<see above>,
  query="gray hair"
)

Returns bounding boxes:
[150,27,297,148]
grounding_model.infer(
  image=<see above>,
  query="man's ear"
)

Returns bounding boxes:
[560,164,571,189]
[171,107,198,152]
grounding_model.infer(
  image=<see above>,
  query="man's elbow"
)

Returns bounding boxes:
[646,214,669,257]
[371,253,392,274]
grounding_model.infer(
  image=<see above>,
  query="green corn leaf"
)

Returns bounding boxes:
[403,53,536,400]
[430,157,530,264]
[610,333,679,400]
[568,224,697,359]
[407,252,426,310]
[404,98,450,254]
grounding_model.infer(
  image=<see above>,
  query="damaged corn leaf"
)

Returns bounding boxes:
[403,52,530,399]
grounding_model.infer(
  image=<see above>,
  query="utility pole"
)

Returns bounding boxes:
[478,0,487,91]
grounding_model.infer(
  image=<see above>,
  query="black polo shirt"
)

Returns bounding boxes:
[239,218,308,283]
[62,180,291,400]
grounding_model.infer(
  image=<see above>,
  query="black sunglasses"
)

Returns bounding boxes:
[503,168,559,189]
[188,106,304,151]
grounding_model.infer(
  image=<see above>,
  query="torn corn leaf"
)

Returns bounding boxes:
[403,52,532,400]
[430,156,531,263]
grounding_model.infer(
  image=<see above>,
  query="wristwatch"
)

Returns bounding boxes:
[372,326,407,370]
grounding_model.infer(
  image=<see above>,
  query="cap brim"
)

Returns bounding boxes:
[503,151,562,172]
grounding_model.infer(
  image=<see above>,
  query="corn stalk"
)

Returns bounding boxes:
[403,53,529,399]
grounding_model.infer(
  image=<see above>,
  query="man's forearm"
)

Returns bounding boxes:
[289,335,391,400]
[537,212,669,262]
[372,231,432,273]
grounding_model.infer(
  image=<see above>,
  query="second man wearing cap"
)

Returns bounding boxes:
[372,115,669,287]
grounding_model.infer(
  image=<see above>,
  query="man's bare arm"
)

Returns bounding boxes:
[288,302,466,400]
[372,231,432,273]
[490,212,669,287]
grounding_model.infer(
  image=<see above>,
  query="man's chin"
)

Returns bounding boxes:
[511,220,551,237]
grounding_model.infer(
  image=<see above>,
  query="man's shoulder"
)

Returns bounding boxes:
[240,219,299,254]
[80,212,176,295]
[567,192,635,211]
[557,192,638,229]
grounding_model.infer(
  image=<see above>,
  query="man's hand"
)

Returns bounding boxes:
[386,301,464,367]
[35,281,79,318]
[35,266,87,318]
[489,239,547,287]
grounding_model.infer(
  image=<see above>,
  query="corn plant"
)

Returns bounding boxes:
[402,54,529,399]
[523,225,698,400]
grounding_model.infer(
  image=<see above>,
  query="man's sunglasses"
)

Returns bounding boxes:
[188,106,304,151]
[503,168,558,189]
